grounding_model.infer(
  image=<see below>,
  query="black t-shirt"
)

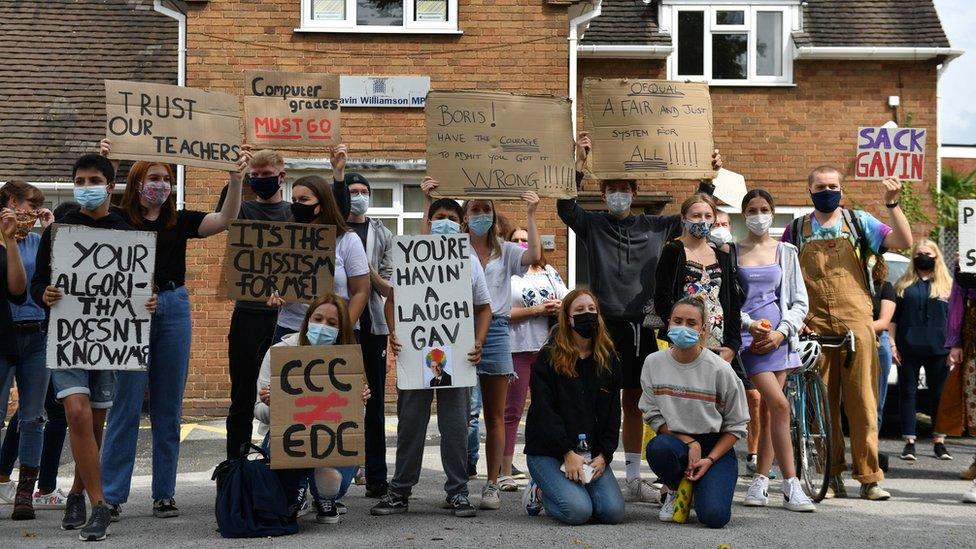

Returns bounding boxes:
[124,210,207,289]
[872,280,896,321]
[349,220,369,250]
[0,246,27,361]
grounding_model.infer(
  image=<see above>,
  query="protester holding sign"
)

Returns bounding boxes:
[558,132,721,503]
[344,173,394,497]
[733,190,815,512]
[96,140,250,520]
[890,239,952,461]
[30,154,157,541]
[522,289,624,526]
[371,198,492,518]
[255,293,369,525]
[782,169,912,501]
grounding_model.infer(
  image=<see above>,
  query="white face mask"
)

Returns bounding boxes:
[708,227,734,247]
[745,213,774,236]
[606,192,632,216]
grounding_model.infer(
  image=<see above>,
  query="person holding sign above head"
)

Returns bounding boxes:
[420,178,542,510]
[344,172,395,498]
[782,169,912,501]
[559,132,722,504]
[96,139,251,521]
[30,154,158,542]
[521,289,624,526]
[255,293,370,525]
[371,197,492,518]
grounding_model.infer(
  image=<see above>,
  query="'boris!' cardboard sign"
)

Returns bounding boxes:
[223,220,335,304]
[244,71,341,148]
[583,78,715,180]
[854,127,926,181]
[104,80,242,171]
[269,345,365,469]
[425,90,576,199]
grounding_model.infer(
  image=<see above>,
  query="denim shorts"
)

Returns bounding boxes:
[51,368,116,409]
[477,317,514,376]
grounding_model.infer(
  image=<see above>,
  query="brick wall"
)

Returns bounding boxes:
[945,157,976,176]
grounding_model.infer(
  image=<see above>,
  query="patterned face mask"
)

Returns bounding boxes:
[14,209,39,240]
[140,181,172,206]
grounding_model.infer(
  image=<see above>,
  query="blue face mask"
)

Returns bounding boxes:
[431,218,460,235]
[467,214,494,237]
[667,326,701,349]
[811,189,841,213]
[349,194,370,216]
[683,219,712,239]
[306,323,339,346]
[73,186,109,211]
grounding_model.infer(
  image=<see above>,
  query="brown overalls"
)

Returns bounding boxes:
[798,216,883,484]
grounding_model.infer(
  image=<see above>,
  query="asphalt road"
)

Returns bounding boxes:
[0,418,973,548]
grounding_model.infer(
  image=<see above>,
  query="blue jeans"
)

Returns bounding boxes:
[467,383,482,469]
[877,331,892,430]
[260,434,356,504]
[0,330,50,467]
[101,287,192,503]
[525,454,625,526]
[0,382,67,492]
[646,434,737,529]
[898,351,950,439]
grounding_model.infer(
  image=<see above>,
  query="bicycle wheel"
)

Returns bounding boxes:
[795,371,832,502]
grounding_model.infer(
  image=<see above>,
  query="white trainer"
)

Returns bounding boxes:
[659,490,678,522]
[627,478,662,504]
[34,488,71,510]
[782,477,816,512]
[743,475,769,507]
[0,480,15,504]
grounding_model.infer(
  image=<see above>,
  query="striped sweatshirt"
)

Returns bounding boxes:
[639,349,749,440]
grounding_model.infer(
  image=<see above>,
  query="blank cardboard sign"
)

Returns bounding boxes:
[583,78,714,180]
[223,220,336,304]
[244,70,341,148]
[269,345,365,470]
[104,80,242,171]
[425,90,576,199]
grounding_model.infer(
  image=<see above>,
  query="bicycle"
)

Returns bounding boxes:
[786,331,853,502]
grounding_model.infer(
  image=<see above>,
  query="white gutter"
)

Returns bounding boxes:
[153,0,187,210]
[567,0,601,290]
[577,44,673,59]
[795,46,963,61]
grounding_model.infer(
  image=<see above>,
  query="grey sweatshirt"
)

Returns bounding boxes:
[638,348,749,440]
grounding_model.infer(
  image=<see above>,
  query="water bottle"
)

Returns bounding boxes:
[673,478,694,523]
[575,434,591,463]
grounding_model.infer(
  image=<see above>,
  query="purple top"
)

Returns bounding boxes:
[945,279,976,348]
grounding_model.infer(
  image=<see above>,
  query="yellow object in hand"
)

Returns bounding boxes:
[672,478,694,524]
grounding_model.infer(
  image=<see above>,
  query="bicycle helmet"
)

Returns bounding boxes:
[797,338,822,371]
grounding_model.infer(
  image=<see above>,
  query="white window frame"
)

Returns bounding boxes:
[667,3,794,86]
[298,0,461,35]
[718,204,808,239]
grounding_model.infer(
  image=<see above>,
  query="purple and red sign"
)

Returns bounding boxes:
[854,126,926,182]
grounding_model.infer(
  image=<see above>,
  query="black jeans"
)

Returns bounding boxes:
[0,382,66,492]
[225,307,278,459]
[360,327,389,484]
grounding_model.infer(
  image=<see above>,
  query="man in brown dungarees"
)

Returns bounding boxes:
[783,166,912,501]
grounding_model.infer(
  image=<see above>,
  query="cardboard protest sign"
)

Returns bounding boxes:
[425,91,576,199]
[47,226,156,370]
[392,235,477,390]
[582,79,714,180]
[104,80,242,171]
[244,71,341,148]
[223,220,336,304]
[269,345,365,469]
[854,127,926,181]
[959,200,976,273]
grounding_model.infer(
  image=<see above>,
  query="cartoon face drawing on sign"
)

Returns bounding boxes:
[424,347,453,388]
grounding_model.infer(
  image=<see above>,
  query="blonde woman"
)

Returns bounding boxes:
[891,239,953,461]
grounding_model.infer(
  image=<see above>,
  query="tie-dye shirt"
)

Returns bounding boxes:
[781,209,891,257]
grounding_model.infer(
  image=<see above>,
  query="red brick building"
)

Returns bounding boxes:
[0,0,959,417]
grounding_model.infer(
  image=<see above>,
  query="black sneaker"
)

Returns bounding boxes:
[153,498,180,518]
[447,494,477,518]
[467,464,478,479]
[108,504,122,523]
[370,492,408,516]
[511,465,527,480]
[900,442,917,461]
[935,443,954,461]
[314,498,340,524]
[365,480,389,499]
[62,493,87,530]
[335,501,347,515]
[79,503,111,541]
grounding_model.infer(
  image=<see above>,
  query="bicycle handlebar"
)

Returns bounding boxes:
[800,331,856,369]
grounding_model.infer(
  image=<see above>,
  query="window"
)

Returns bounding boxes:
[671,5,791,85]
[300,0,459,34]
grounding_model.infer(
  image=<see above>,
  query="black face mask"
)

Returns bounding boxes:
[249,174,281,200]
[571,312,599,339]
[914,255,936,272]
[290,202,319,224]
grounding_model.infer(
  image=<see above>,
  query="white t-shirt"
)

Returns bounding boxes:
[277,232,370,330]
[471,241,527,318]
[509,265,569,353]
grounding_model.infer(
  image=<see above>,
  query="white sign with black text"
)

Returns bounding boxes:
[959,200,976,273]
[340,76,431,108]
